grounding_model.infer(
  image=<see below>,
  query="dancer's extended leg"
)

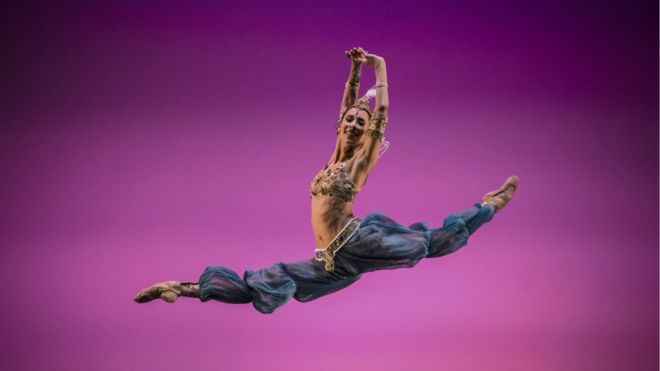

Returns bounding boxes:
[425,203,495,259]
[135,259,361,314]
[426,175,519,258]
[197,259,361,314]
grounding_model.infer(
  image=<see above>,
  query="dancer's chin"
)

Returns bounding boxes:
[344,135,362,146]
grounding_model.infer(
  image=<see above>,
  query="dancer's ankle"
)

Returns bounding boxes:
[178,282,200,298]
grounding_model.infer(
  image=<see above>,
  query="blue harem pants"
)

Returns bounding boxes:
[198,203,495,314]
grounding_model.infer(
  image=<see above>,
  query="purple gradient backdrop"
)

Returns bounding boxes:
[2,1,658,370]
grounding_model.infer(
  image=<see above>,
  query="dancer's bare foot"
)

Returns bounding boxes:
[134,281,181,303]
[481,175,519,213]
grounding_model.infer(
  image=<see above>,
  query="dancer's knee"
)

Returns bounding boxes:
[425,217,470,258]
[244,263,297,314]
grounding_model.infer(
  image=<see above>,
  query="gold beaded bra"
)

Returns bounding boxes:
[310,162,361,203]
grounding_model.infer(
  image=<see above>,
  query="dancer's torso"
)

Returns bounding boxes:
[310,159,368,248]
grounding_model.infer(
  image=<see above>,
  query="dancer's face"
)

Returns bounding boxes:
[340,108,369,146]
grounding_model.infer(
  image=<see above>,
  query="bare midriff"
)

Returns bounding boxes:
[311,195,356,248]
[310,152,373,248]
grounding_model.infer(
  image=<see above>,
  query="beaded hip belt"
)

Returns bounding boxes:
[315,217,361,272]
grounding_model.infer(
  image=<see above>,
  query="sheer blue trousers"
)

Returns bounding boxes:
[198,203,495,314]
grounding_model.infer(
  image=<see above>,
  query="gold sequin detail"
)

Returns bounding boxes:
[314,217,361,272]
[366,110,387,140]
[310,162,360,203]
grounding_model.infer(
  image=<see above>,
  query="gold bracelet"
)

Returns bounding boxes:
[347,63,362,86]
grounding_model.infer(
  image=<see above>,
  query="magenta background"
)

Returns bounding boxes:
[2,1,658,370]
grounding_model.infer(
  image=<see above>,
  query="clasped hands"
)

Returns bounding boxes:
[345,47,384,68]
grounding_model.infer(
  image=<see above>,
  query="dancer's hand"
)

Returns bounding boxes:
[345,47,367,64]
[345,47,384,68]
[364,52,385,69]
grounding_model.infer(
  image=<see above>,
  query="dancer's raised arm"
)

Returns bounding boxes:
[361,52,388,170]
[369,54,388,112]
[338,48,364,125]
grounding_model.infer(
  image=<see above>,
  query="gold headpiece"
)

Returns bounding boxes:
[336,88,375,134]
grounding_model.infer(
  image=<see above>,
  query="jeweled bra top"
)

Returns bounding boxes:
[310,162,361,203]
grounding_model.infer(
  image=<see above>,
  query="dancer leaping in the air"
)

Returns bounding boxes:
[134,47,520,314]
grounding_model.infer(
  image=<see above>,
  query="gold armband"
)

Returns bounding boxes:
[366,110,387,140]
[347,62,362,87]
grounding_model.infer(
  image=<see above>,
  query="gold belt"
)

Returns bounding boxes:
[315,217,361,272]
